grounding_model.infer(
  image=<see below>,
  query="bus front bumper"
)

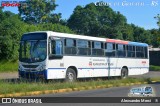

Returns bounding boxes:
[18,70,47,80]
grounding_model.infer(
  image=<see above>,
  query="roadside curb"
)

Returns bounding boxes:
[0,80,159,97]
[151,80,157,83]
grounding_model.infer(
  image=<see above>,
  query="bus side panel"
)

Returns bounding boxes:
[109,58,138,77]
[113,58,149,76]
[64,56,94,78]
[46,57,149,79]
[47,59,66,79]
[46,68,66,79]
[135,58,149,75]
[63,56,118,78]
[128,58,149,75]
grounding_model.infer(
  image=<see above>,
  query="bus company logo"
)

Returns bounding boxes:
[89,61,92,66]
[128,86,155,97]
[1,0,26,7]
[142,61,146,64]
[142,61,146,66]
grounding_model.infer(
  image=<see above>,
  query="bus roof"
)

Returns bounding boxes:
[25,31,148,47]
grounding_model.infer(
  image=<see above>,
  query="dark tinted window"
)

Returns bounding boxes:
[136,46,145,58]
[94,41,101,49]
[66,39,75,47]
[116,44,126,57]
[77,40,91,55]
[77,40,88,48]
[21,33,47,40]
[64,39,76,55]
[127,45,135,58]
[105,43,116,57]
[92,42,104,56]
[144,47,148,58]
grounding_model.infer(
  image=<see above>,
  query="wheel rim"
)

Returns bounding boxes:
[67,72,74,81]
[122,71,126,78]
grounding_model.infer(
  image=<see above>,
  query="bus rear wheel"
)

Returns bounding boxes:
[65,68,76,82]
[121,68,128,79]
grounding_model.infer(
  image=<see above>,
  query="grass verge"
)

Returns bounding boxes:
[150,65,160,71]
[0,60,18,72]
[0,77,159,96]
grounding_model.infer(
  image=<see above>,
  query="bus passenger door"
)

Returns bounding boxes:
[47,37,65,79]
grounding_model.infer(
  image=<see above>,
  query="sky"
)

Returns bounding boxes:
[2,0,160,30]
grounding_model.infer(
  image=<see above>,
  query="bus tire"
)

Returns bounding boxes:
[65,68,76,82]
[121,68,128,79]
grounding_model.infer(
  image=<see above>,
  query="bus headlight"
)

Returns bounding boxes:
[19,65,24,71]
[40,66,43,71]
[38,65,46,71]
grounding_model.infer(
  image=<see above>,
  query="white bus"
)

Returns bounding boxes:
[18,31,149,82]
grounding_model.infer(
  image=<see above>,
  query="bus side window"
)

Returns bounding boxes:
[77,40,91,55]
[136,46,144,58]
[116,44,126,57]
[92,41,104,56]
[132,46,135,57]
[127,45,135,58]
[51,40,63,55]
[48,37,63,59]
[136,46,140,58]
[105,43,115,57]
[64,39,77,55]
[127,45,130,57]
[144,47,148,58]
[141,47,144,58]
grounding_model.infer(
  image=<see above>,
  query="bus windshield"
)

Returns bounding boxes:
[19,33,47,63]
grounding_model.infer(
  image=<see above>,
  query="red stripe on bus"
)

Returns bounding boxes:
[106,39,128,44]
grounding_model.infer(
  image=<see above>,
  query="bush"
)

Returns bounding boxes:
[0,60,18,72]
[149,65,160,71]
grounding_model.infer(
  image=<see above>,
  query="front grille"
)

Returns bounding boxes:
[25,69,37,72]
[22,65,38,68]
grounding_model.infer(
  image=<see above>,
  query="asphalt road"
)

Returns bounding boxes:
[1,83,160,106]
[130,71,160,79]
[37,84,160,97]
[0,71,160,106]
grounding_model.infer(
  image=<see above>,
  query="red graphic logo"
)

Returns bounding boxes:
[89,62,92,66]
[142,61,146,64]
[1,1,26,7]
[1,3,20,7]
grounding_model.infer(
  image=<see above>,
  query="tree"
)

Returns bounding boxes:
[67,3,127,39]
[0,7,74,61]
[0,12,26,60]
[38,23,74,33]
[132,25,151,44]
[150,29,160,47]
[0,8,4,22]
[18,0,61,24]
[0,8,15,22]
[121,24,134,41]
[154,14,160,29]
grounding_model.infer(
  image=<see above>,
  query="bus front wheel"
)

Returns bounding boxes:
[65,68,76,82]
[121,68,128,79]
